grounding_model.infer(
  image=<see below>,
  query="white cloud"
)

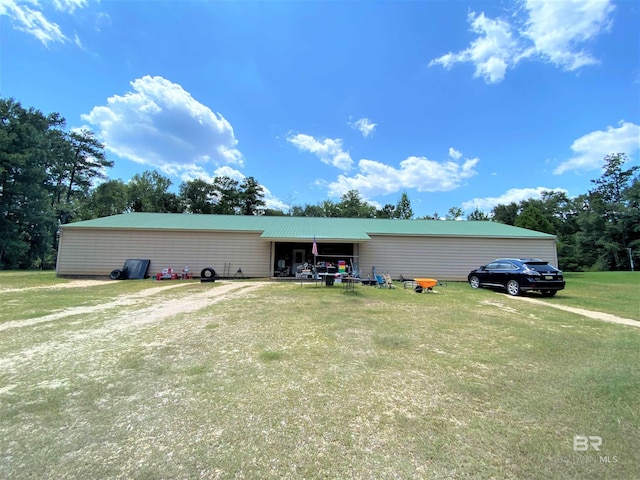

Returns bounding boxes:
[429,12,522,84]
[462,186,567,211]
[73,31,84,49]
[430,0,615,83]
[327,156,479,198]
[82,75,243,177]
[173,165,246,185]
[349,117,377,137]
[449,147,462,159]
[0,0,67,46]
[262,187,290,212]
[287,133,353,171]
[95,11,111,32]
[523,0,614,71]
[0,0,99,47]
[213,165,246,181]
[554,121,640,174]
[53,0,88,14]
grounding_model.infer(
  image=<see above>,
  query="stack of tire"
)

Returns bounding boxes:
[200,267,216,283]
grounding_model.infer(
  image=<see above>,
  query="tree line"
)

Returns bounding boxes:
[1,98,638,271]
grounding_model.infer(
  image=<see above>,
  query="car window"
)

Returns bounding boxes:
[524,262,557,272]
[486,262,515,270]
[502,262,518,270]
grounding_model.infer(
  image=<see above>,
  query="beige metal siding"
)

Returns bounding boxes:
[57,227,559,281]
[358,235,558,281]
[57,229,271,277]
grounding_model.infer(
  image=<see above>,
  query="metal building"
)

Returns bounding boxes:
[56,213,559,280]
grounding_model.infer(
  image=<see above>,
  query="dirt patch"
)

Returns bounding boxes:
[0,281,266,333]
[0,281,268,373]
[479,299,520,314]
[505,295,640,328]
[0,279,116,293]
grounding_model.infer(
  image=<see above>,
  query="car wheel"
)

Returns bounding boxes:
[541,290,557,297]
[110,269,122,280]
[469,276,480,289]
[506,279,521,296]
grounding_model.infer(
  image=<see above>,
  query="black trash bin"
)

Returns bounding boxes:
[325,275,335,287]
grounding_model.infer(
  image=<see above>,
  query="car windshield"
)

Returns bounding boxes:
[523,262,556,272]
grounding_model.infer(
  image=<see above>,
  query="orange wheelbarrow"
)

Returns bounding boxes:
[414,278,438,293]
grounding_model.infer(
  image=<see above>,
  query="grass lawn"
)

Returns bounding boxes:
[0,272,638,479]
[557,272,640,320]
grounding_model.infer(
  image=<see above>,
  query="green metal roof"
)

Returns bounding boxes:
[62,212,555,240]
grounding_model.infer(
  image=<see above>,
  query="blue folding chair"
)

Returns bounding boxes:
[375,274,388,288]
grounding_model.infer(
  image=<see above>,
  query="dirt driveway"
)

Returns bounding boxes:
[505,294,640,328]
[1,280,268,333]
[0,280,270,376]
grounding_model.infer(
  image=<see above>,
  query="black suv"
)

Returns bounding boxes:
[468,258,565,296]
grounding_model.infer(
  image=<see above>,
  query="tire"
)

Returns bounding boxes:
[414,285,423,293]
[541,290,557,297]
[200,267,216,279]
[469,276,480,289]
[506,279,521,296]
[109,269,122,280]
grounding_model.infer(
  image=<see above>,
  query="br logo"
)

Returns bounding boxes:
[573,435,602,451]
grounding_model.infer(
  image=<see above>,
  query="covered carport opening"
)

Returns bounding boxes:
[273,242,356,277]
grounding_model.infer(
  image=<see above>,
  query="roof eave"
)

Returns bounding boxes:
[260,236,371,242]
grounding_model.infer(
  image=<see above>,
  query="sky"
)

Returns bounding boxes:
[1,0,639,218]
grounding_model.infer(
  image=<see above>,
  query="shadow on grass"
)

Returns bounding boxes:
[258,350,286,362]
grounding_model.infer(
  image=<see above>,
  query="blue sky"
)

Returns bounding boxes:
[2,0,639,218]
